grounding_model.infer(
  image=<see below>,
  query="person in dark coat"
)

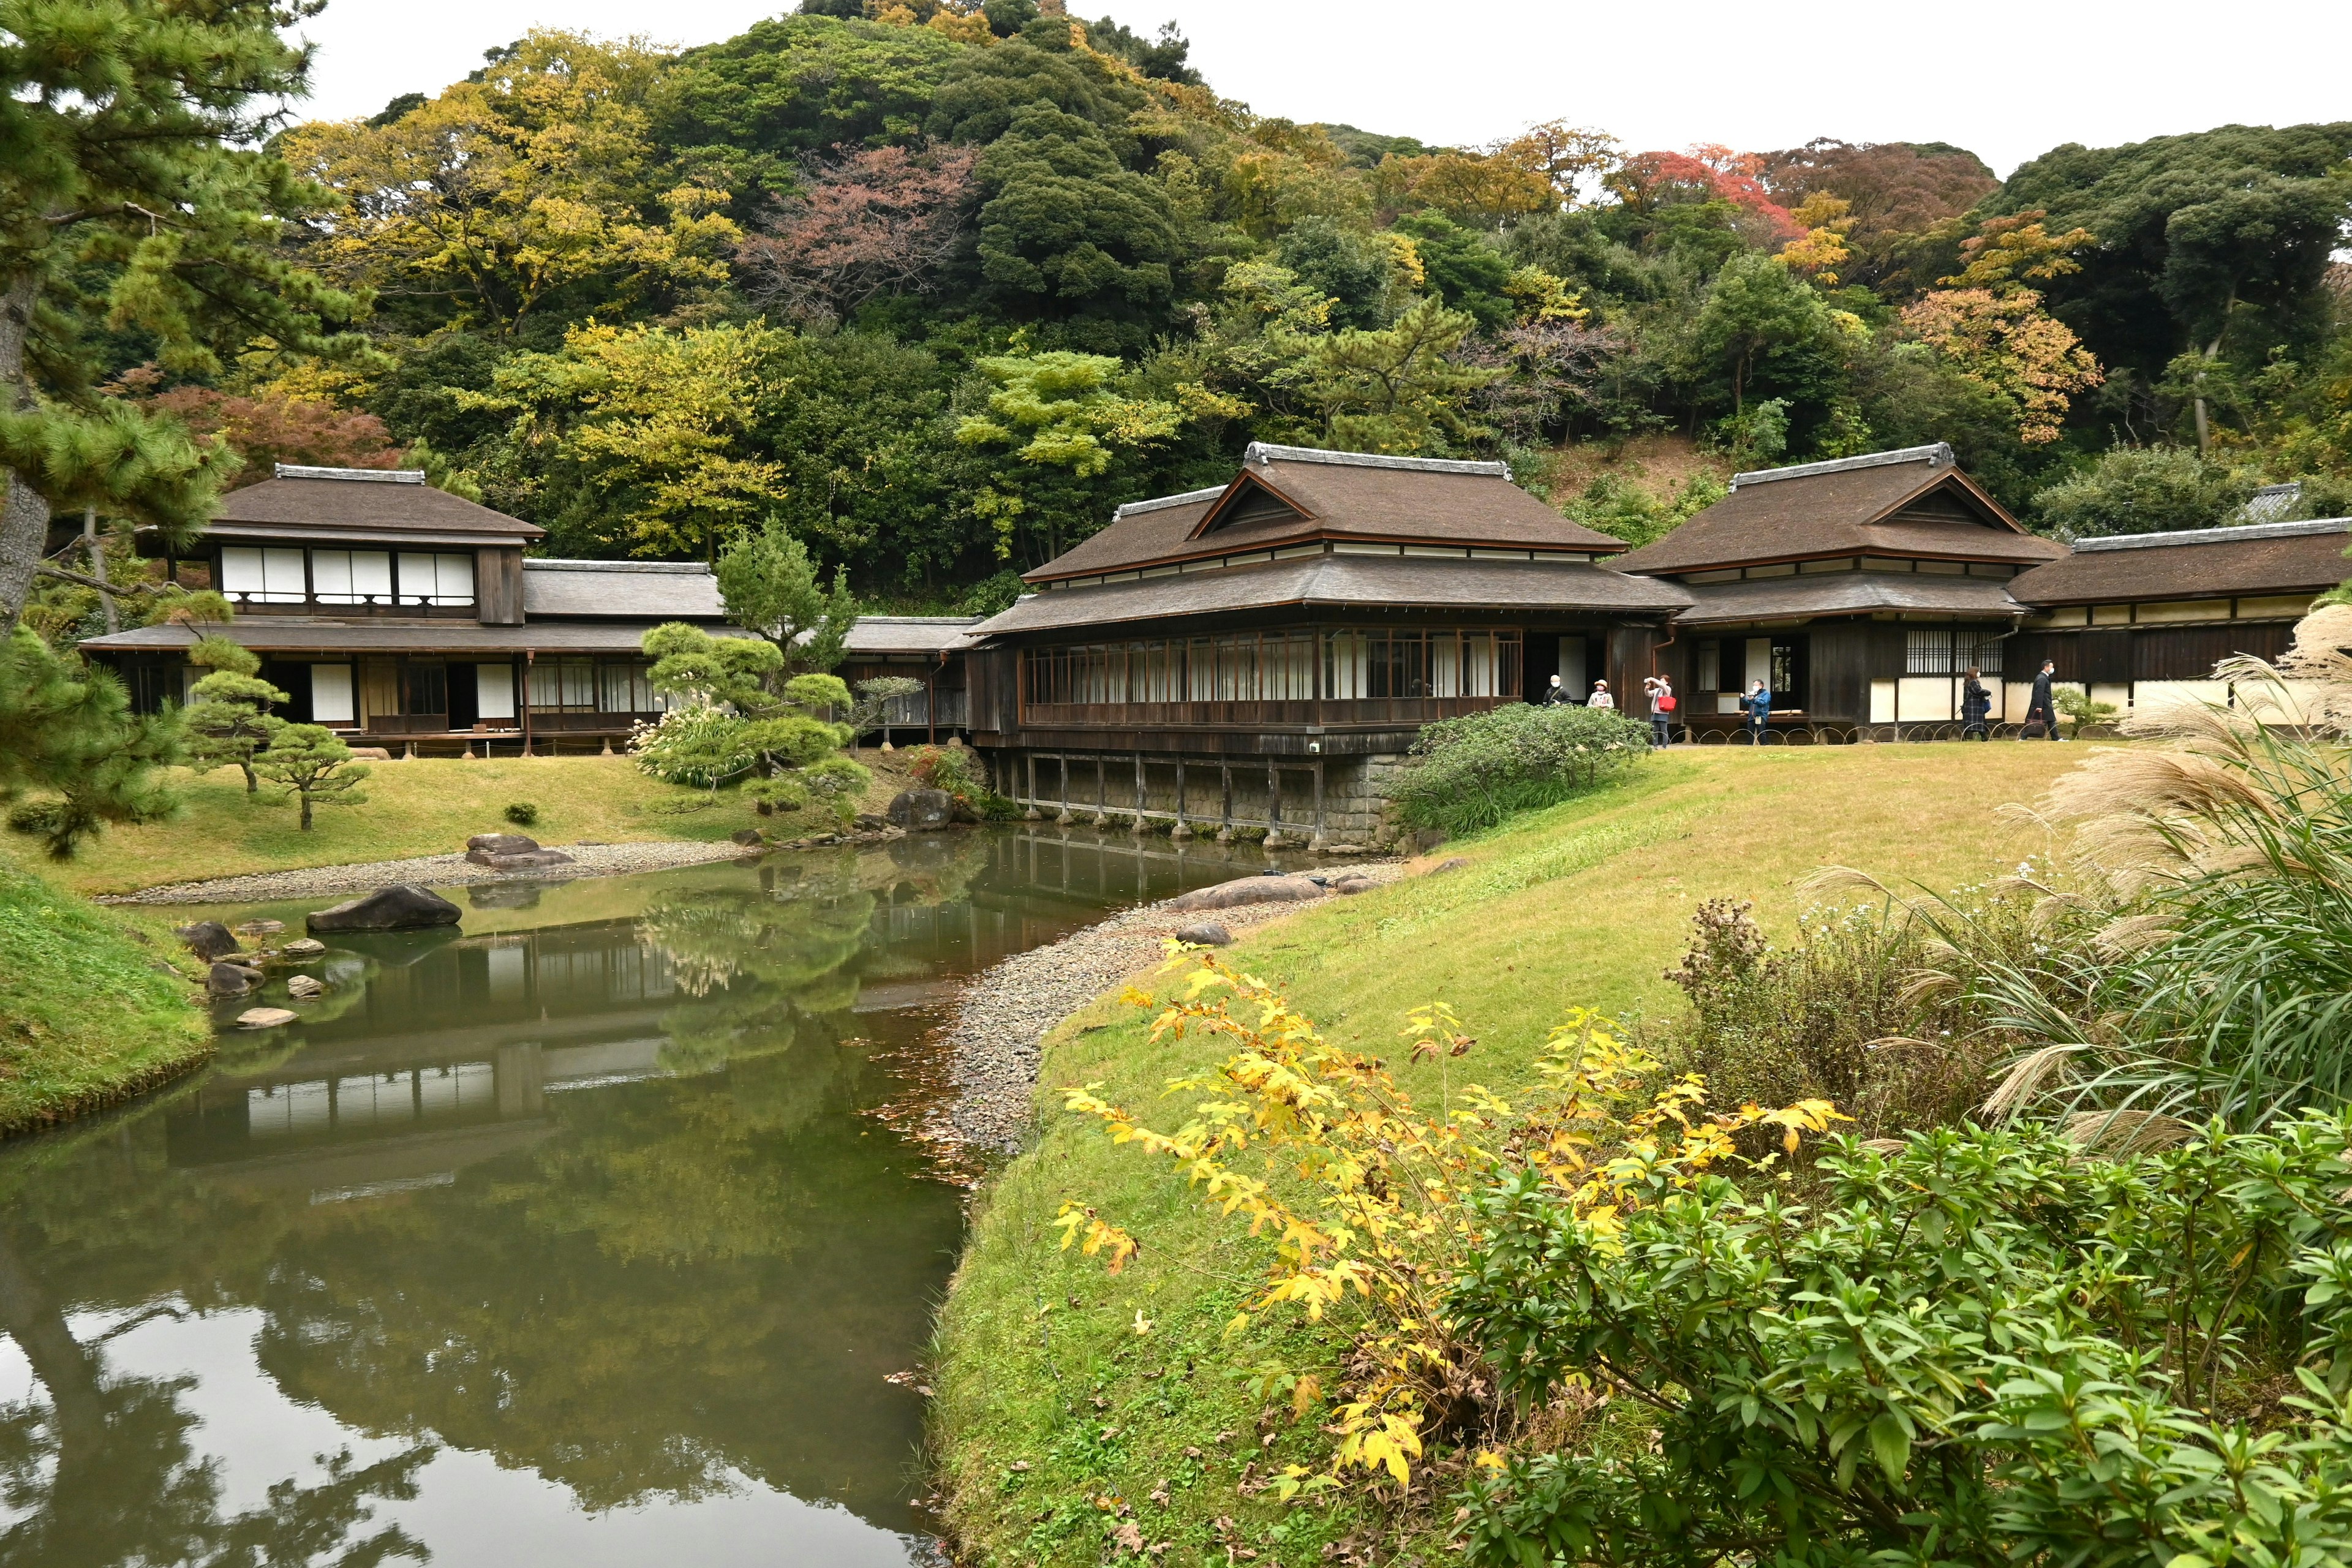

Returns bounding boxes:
[1544,674,1574,706]
[2024,660,2060,741]
[1743,679,1771,744]
[1960,666,1992,741]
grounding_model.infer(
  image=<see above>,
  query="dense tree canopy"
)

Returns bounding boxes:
[10,0,2350,628]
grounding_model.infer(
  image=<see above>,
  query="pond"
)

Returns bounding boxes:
[0,829,1273,1567]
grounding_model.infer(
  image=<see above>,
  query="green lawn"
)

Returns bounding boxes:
[7,749,927,899]
[933,741,2088,1567]
[0,866,213,1137]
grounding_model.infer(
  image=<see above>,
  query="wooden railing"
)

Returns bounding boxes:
[1019,695,1513,729]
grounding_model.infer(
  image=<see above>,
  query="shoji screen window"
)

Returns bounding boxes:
[310,550,393,606]
[396,552,477,607]
[219,547,307,603]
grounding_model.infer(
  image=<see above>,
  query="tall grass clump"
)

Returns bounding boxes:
[1390,703,1650,835]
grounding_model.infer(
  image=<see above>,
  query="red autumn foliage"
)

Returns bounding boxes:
[1758,138,1999,272]
[737,143,979,322]
[106,368,405,489]
[1609,145,1800,241]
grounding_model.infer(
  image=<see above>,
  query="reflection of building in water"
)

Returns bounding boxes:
[167,918,703,1200]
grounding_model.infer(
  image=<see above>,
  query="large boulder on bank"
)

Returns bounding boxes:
[1173,921,1232,946]
[175,921,241,961]
[208,961,263,996]
[472,849,576,871]
[887,788,953,832]
[1166,875,1326,913]
[307,884,462,933]
[466,832,557,865]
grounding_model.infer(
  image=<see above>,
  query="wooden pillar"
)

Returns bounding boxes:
[1094,755,1108,827]
[1170,756,1192,839]
[1310,760,1327,852]
[1217,763,1234,843]
[1025,753,1041,820]
[520,651,535,758]
[1131,752,1148,833]
[1264,760,1286,848]
[1056,754,1072,826]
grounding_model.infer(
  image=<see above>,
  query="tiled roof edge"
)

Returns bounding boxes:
[1241,442,1510,478]
[1113,486,1228,519]
[274,464,426,484]
[1729,443,1953,490]
[524,559,714,573]
[2069,517,2352,552]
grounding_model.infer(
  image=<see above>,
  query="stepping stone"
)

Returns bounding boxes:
[235,1007,298,1030]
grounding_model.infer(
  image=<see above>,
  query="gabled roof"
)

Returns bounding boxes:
[842,616,983,655]
[2009,518,2351,606]
[1026,444,1623,583]
[975,554,1690,638]
[1608,445,2059,576]
[195,466,546,546]
[521,559,724,620]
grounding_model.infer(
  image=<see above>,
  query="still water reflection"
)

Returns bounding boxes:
[0,829,1269,1567]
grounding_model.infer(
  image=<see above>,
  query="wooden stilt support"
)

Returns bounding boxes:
[1131,752,1149,833]
[1093,755,1109,828]
[1310,760,1328,852]
[1263,760,1287,850]
[1170,756,1192,839]
[1217,763,1234,843]
[1024,753,1042,821]
[1055,753,1073,826]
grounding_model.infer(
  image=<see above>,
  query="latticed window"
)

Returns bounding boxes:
[1023,629,1522,708]
[1905,630,2005,676]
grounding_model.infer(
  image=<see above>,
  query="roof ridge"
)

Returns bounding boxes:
[1241,442,1509,478]
[274,464,425,484]
[1114,486,1228,519]
[2070,516,2352,551]
[524,558,714,573]
[1729,444,1953,489]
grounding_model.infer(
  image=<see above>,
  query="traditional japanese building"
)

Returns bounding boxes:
[1608,444,2068,736]
[838,616,983,743]
[83,465,728,753]
[960,443,1691,844]
[2005,516,2351,717]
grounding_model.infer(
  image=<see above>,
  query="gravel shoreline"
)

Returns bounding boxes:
[98,840,753,906]
[943,861,1404,1153]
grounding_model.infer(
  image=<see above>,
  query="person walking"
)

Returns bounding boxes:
[1586,679,1614,709]
[1644,674,1676,747]
[1960,666,1991,741]
[1743,678,1771,745]
[2024,659,2060,741]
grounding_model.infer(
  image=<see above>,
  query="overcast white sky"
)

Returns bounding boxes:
[293,0,2352,178]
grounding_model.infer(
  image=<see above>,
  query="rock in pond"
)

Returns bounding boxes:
[235,918,285,937]
[1165,875,1325,913]
[307,884,462,933]
[208,961,264,995]
[175,921,242,962]
[285,974,326,999]
[235,1007,298,1030]
[886,788,953,832]
[467,832,539,854]
[1172,921,1232,946]
[281,938,327,957]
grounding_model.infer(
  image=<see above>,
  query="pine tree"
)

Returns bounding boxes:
[252,725,369,832]
[0,0,370,625]
[0,627,184,858]
[181,636,288,793]
[714,520,859,671]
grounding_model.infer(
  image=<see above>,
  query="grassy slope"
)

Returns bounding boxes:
[7,749,925,899]
[935,744,2084,1566]
[0,866,212,1137]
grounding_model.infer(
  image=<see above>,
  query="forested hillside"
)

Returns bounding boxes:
[63,2,2352,612]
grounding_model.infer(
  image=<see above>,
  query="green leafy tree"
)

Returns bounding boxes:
[968,103,1180,346]
[853,675,925,748]
[1691,251,1836,416]
[1388,211,1516,330]
[0,0,368,625]
[0,629,184,857]
[181,636,287,794]
[715,519,859,672]
[252,725,369,832]
[956,346,1185,561]
[1303,296,1499,454]
[924,32,1144,151]
[2031,445,2261,537]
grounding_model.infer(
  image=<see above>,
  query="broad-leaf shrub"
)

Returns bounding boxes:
[1057,953,1839,1494]
[1452,1115,2352,1568]
[1390,703,1650,835]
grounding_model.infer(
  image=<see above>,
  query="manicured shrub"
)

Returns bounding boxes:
[1389,703,1650,835]
[908,743,1017,820]
[503,801,539,827]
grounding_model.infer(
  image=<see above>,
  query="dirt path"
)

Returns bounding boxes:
[97,840,753,905]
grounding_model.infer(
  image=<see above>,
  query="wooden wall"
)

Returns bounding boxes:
[478,548,526,625]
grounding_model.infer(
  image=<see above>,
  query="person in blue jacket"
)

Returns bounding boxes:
[1743,679,1772,744]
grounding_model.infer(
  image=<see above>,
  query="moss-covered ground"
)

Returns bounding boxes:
[933,743,2087,1566]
